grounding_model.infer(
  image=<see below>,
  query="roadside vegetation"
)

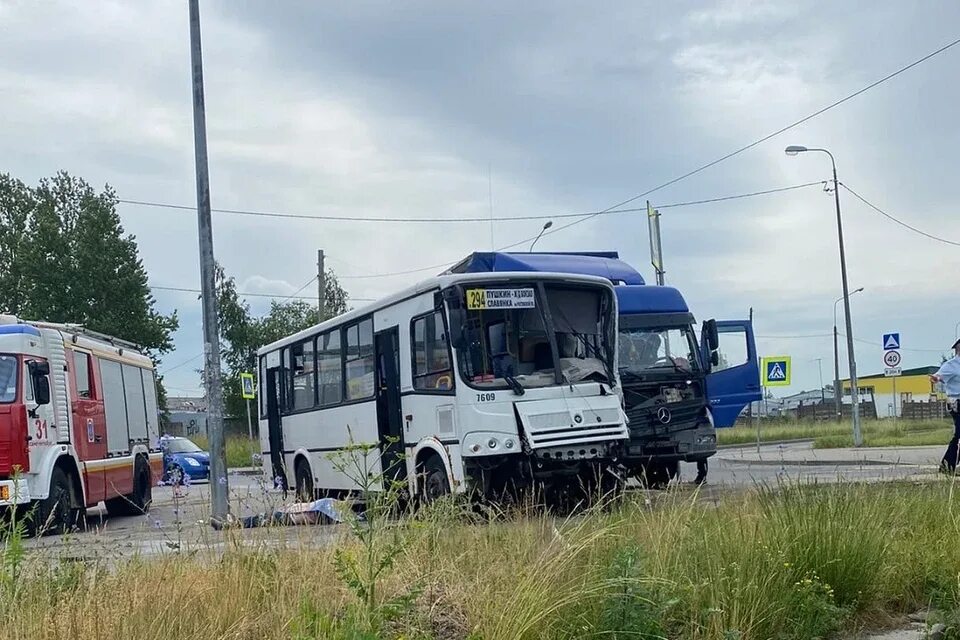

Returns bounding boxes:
[6,480,960,639]
[719,417,952,449]
[189,434,258,469]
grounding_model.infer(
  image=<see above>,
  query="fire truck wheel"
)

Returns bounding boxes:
[105,456,152,516]
[35,466,79,536]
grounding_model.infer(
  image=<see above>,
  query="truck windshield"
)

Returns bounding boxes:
[457,284,614,389]
[619,326,701,376]
[0,355,16,403]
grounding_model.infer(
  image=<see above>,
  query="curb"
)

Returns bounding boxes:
[717,455,936,468]
[717,438,815,450]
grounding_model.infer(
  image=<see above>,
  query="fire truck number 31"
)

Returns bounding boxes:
[34,419,48,441]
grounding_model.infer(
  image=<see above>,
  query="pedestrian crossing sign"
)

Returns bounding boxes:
[761,356,791,387]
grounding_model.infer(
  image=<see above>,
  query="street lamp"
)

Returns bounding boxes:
[788,144,864,446]
[833,287,863,419]
[955,320,959,338]
[529,220,553,252]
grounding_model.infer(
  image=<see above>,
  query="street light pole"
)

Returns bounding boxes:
[833,287,863,421]
[814,358,825,403]
[787,145,863,447]
[529,221,553,252]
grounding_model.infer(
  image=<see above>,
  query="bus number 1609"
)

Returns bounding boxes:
[476,392,496,403]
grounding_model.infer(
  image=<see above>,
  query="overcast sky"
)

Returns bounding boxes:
[3,0,959,401]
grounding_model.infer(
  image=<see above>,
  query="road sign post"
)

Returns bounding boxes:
[240,372,256,450]
[882,336,902,426]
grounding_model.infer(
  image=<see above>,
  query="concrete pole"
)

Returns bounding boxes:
[188,0,229,523]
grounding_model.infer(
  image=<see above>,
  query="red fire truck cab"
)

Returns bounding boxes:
[0,316,162,533]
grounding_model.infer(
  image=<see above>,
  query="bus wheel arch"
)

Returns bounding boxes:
[414,446,451,503]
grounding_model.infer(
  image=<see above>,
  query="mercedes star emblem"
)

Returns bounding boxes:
[656,407,672,424]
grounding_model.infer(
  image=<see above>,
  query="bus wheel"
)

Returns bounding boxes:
[295,460,314,503]
[420,456,450,504]
[35,466,79,536]
[106,457,152,516]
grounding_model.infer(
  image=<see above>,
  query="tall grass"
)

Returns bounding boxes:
[6,481,960,638]
[719,418,952,449]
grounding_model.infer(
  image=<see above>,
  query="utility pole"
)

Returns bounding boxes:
[647,201,665,286]
[317,249,326,320]
[188,0,229,524]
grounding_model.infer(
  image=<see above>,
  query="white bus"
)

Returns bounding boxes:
[257,271,628,503]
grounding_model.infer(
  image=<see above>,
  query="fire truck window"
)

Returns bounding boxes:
[73,351,91,398]
[0,356,16,403]
[21,363,33,403]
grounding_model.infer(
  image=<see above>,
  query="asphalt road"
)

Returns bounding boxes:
[23,444,941,560]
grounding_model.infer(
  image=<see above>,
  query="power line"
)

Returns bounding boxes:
[336,181,825,279]
[760,331,945,354]
[117,181,822,225]
[840,182,960,247]
[151,284,375,302]
[591,35,960,215]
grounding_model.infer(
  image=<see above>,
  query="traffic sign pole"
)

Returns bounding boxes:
[245,398,253,445]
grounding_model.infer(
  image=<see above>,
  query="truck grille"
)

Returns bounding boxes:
[625,399,703,437]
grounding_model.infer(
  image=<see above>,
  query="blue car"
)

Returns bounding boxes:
[160,436,210,484]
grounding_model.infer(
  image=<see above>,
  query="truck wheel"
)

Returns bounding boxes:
[420,456,450,504]
[640,462,678,490]
[34,466,79,536]
[106,457,152,516]
[295,459,314,502]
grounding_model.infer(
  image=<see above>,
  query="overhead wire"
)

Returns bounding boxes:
[118,181,823,225]
[151,284,375,302]
[840,182,960,247]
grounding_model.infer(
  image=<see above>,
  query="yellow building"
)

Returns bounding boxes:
[841,366,941,417]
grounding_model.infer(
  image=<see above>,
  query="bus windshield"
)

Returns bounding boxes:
[0,355,16,403]
[619,325,701,378]
[456,284,614,389]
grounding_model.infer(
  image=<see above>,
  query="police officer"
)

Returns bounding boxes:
[932,337,960,473]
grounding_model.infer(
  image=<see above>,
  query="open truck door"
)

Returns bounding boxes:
[701,320,761,428]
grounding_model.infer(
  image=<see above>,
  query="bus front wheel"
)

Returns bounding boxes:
[419,456,450,504]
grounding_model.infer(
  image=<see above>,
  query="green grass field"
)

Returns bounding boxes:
[6,481,960,638]
[718,418,953,449]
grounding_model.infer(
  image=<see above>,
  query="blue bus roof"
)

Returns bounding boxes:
[446,251,645,285]
[615,285,689,314]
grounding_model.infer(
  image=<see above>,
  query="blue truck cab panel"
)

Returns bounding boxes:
[701,320,762,428]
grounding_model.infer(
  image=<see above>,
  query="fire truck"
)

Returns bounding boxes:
[0,316,162,533]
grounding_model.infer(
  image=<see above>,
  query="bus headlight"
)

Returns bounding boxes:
[463,432,519,456]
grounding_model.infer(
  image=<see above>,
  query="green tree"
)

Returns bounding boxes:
[216,264,349,418]
[0,171,178,354]
[0,171,179,410]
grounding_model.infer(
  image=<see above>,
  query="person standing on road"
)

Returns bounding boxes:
[932,338,960,473]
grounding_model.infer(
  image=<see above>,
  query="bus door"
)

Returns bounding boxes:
[265,367,287,490]
[375,326,406,485]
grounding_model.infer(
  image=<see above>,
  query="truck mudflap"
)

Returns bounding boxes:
[515,396,628,450]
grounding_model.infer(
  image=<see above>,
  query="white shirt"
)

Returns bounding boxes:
[935,355,960,398]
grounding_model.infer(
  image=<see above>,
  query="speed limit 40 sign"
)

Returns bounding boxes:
[883,349,901,376]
